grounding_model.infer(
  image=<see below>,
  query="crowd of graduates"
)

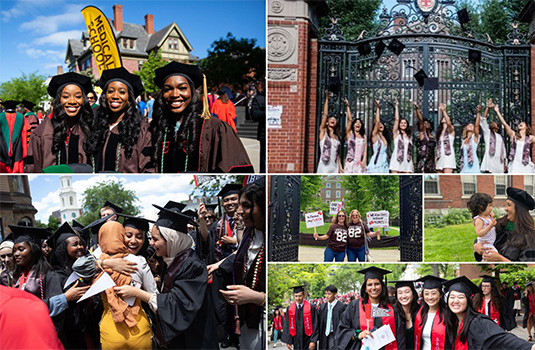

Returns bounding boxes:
[0,178,266,350]
[0,62,257,174]
[272,267,535,350]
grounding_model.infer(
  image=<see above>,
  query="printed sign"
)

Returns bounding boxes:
[305,211,324,228]
[194,175,214,187]
[330,201,344,215]
[366,211,389,228]
[267,105,282,128]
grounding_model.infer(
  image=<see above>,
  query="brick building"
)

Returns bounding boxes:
[0,176,37,239]
[458,263,535,281]
[424,175,535,215]
[267,0,328,173]
[319,175,348,205]
[65,4,198,78]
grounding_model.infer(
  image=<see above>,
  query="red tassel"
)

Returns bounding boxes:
[234,305,241,335]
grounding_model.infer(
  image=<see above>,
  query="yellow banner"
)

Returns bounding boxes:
[81,6,122,76]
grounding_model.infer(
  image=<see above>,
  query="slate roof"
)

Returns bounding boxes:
[146,22,174,52]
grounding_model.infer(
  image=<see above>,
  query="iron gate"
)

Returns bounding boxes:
[268,175,301,261]
[399,175,422,261]
[317,0,531,170]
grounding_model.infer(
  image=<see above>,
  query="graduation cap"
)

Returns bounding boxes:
[71,220,90,244]
[328,76,341,94]
[416,275,446,290]
[375,41,386,57]
[217,184,242,198]
[47,72,93,99]
[526,281,533,287]
[388,38,405,55]
[291,284,307,294]
[116,213,154,233]
[443,276,481,297]
[205,203,218,212]
[181,209,197,220]
[158,201,186,213]
[1,100,19,111]
[84,214,114,237]
[357,266,391,282]
[9,225,50,245]
[507,187,535,211]
[97,67,144,98]
[457,8,470,25]
[0,234,14,251]
[389,280,415,289]
[47,222,77,249]
[102,201,123,214]
[154,61,204,89]
[21,99,36,111]
[153,204,193,233]
[468,49,481,63]
[479,275,498,284]
[413,69,439,91]
[357,42,372,56]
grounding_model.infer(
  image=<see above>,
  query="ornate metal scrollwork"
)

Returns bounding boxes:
[322,17,346,41]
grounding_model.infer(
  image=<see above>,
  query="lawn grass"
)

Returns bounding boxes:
[424,223,476,262]
[299,221,399,236]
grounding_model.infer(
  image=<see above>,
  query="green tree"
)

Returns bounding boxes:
[200,33,265,90]
[479,0,510,44]
[188,175,244,197]
[134,49,169,93]
[416,263,458,280]
[319,0,382,40]
[78,180,139,226]
[79,68,97,87]
[341,176,399,219]
[300,176,329,213]
[47,214,61,232]
[0,71,48,108]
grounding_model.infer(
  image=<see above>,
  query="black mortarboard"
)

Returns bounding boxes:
[479,275,498,284]
[72,220,84,231]
[375,41,386,57]
[417,275,446,290]
[117,213,154,232]
[154,61,203,89]
[389,280,415,289]
[388,38,405,55]
[9,225,50,245]
[84,214,114,237]
[1,100,19,111]
[458,8,470,25]
[328,76,341,94]
[357,42,372,56]
[98,67,144,98]
[1,233,14,244]
[47,72,93,99]
[217,184,242,198]
[357,266,391,282]
[443,276,481,297]
[205,203,218,212]
[21,99,35,111]
[181,209,197,220]
[468,49,481,63]
[526,281,533,287]
[102,201,124,214]
[291,285,306,294]
[72,220,90,243]
[47,222,77,249]
[153,204,192,233]
[507,187,535,211]
[158,201,186,213]
[423,77,439,91]
[414,69,427,87]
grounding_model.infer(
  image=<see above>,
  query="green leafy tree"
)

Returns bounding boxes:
[319,0,382,40]
[341,176,399,219]
[47,214,61,232]
[416,264,458,280]
[0,71,47,108]
[79,68,97,87]
[479,0,510,44]
[134,49,169,93]
[300,176,329,213]
[188,175,244,197]
[200,33,265,90]
[78,180,139,226]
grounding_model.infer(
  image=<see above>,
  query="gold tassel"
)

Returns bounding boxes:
[201,74,211,120]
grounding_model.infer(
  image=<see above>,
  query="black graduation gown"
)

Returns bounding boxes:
[281,302,319,350]
[337,299,406,350]
[463,314,531,350]
[154,249,219,349]
[500,289,517,331]
[317,301,347,350]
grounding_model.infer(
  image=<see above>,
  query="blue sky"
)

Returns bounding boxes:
[28,174,233,224]
[0,0,266,83]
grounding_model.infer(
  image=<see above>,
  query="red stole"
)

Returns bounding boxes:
[273,315,283,330]
[358,300,397,350]
[288,301,313,337]
[478,299,500,325]
[454,318,469,350]
[414,308,446,350]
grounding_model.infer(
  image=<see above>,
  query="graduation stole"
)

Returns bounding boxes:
[358,300,397,350]
[454,318,469,350]
[273,315,283,330]
[414,308,446,350]
[478,299,500,325]
[288,301,313,337]
[218,216,234,244]
[1,112,23,156]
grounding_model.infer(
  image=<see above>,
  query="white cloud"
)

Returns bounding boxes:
[20,4,84,34]
[25,48,64,60]
[2,0,66,23]
[33,189,61,223]
[33,30,81,47]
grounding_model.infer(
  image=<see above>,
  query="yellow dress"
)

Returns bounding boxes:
[99,294,152,350]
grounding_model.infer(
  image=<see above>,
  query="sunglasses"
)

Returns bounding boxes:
[338,215,346,217]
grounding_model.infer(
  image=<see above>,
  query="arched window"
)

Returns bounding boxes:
[62,198,65,206]
[70,197,73,205]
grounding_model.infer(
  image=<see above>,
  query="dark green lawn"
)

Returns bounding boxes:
[424,223,476,262]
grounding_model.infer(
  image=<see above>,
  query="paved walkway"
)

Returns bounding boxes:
[298,246,400,262]
[240,137,260,172]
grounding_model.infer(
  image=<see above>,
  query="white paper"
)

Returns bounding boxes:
[361,324,396,350]
[366,210,390,228]
[124,297,136,306]
[64,271,81,290]
[267,105,282,128]
[329,201,344,215]
[305,211,324,228]
[77,272,115,303]
[92,247,102,259]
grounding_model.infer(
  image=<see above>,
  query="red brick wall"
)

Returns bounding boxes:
[268,19,318,173]
[122,59,140,74]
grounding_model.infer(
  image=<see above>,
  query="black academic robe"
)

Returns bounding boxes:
[501,289,517,331]
[317,301,347,350]
[205,216,237,265]
[282,301,319,350]
[461,314,531,350]
[337,299,406,350]
[154,249,218,349]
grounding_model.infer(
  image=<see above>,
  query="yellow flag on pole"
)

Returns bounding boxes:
[81,6,122,76]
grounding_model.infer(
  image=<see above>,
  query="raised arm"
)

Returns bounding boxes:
[371,99,381,142]
[475,104,481,140]
[440,103,454,134]
[319,90,330,140]
[413,101,424,137]
[494,104,514,139]
[344,98,353,138]
[392,97,400,138]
